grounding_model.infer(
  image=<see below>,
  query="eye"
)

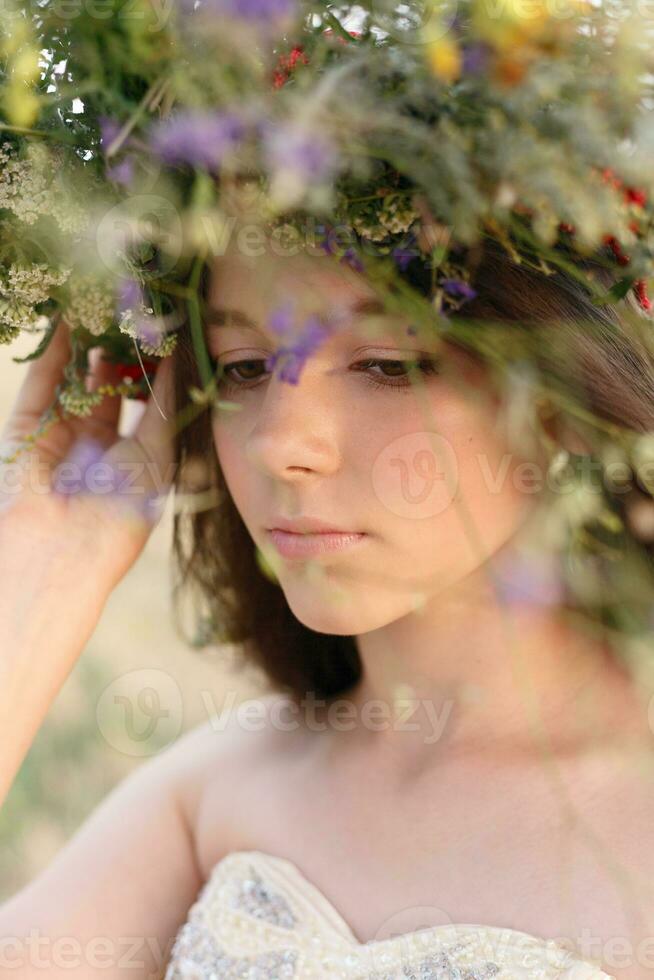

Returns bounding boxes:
[215,358,269,388]
[354,357,440,390]
[212,354,440,392]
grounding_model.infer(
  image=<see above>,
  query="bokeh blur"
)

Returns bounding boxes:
[0,333,268,901]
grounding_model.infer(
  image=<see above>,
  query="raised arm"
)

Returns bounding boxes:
[0,320,176,806]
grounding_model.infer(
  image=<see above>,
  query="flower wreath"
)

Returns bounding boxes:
[2,0,654,652]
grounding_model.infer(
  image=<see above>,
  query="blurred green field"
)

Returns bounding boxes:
[0,334,268,901]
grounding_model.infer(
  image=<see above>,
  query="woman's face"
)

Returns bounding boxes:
[206,250,541,635]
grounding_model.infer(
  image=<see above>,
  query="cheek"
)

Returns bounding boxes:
[212,418,251,509]
[360,392,535,559]
[450,416,536,550]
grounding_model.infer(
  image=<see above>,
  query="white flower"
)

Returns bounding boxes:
[64,274,116,337]
[2,261,71,306]
[0,141,88,234]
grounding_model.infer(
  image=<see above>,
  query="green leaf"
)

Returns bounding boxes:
[589,277,634,305]
[11,319,58,364]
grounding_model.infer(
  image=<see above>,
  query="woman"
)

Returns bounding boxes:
[1,229,653,979]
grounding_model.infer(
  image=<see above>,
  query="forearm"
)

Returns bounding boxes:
[0,560,111,808]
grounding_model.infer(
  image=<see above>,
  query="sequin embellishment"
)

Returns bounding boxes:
[360,945,502,980]
[162,851,615,979]
[164,917,298,978]
[230,864,298,929]
[350,938,501,980]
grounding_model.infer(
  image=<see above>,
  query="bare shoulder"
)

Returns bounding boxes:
[173,691,312,845]
[0,692,312,979]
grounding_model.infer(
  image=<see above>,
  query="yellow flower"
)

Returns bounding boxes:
[4,86,39,128]
[426,37,462,83]
[0,20,32,58]
[471,0,589,52]
[12,47,40,84]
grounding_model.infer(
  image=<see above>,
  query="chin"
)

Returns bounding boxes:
[282,583,409,637]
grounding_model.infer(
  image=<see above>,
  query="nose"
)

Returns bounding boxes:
[245,364,342,481]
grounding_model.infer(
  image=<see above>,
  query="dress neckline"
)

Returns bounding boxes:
[207,847,616,976]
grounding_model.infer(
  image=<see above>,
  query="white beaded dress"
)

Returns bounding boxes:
[163,850,616,979]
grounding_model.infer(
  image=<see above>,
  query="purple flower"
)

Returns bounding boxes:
[98,116,136,186]
[116,277,143,315]
[316,222,336,256]
[134,316,166,349]
[266,300,295,338]
[392,251,413,271]
[53,437,106,495]
[98,115,122,153]
[268,131,334,181]
[52,435,166,524]
[52,438,118,495]
[115,278,167,350]
[462,41,492,76]
[339,247,364,273]
[313,223,364,272]
[441,278,477,301]
[107,156,135,186]
[180,0,295,20]
[264,302,331,384]
[150,111,247,171]
[226,0,295,18]
[262,121,339,196]
[493,554,565,607]
[392,232,419,271]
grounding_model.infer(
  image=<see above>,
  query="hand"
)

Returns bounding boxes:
[0,318,178,594]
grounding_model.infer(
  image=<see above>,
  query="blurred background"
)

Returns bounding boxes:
[0,335,268,901]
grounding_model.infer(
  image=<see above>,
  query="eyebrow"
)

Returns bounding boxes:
[204,297,387,332]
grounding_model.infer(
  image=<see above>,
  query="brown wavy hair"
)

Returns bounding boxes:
[169,236,654,704]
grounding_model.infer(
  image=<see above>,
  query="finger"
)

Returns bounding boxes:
[1,318,72,439]
[126,354,178,496]
[82,348,124,442]
[134,356,176,483]
[49,355,178,531]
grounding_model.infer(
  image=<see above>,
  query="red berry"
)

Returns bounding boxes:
[625,187,647,207]
[634,279,653,312]
[272,44,309,88]
[114,360,159,400]
[603,234,631,266]
[601,167,623,190]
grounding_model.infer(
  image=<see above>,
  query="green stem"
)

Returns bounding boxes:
[187,252,214,391]
[105,77,170,158]
[0,123,77,145]
[321,10,359,42]
[150,279,194,300]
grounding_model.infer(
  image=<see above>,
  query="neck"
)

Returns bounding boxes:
[346,569,647,771]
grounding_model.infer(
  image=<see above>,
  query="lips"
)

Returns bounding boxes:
[267,515,359,535]
[267,529,367,559]
[266,519,367,560]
